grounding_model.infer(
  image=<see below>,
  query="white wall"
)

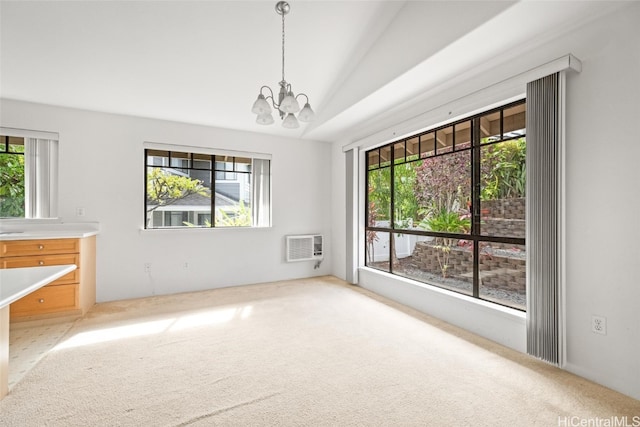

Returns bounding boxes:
[331,3,640,400]
[562,4,640,401]
[0,99,332,302]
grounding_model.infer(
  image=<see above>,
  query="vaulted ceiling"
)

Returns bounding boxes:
[0,1,626,142]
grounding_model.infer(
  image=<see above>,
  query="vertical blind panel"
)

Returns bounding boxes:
[526,73,560,364]
[251,159,271,227]
[24,138,38,218]
[345,149,356,283]
[25,138,58,219]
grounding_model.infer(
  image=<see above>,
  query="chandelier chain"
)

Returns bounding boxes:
[281,10,286,83]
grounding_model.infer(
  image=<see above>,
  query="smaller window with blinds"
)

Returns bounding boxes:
[144,148,271,229]
[0,130,59,219]
[0,135,26,218]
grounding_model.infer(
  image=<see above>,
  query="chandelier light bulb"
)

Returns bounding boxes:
[256,112,275,125]
[298,103,315,123]
[279,92,300,113]
[282,113,300,129]
[251,94,272,115]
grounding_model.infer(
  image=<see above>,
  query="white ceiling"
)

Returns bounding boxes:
[0,1,627,142]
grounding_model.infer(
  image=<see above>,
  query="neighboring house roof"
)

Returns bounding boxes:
[147,191,239,209]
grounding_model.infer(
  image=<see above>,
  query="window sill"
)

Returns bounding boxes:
[359,266,526,320]
[0,218,61,225]
[139,226,271,234]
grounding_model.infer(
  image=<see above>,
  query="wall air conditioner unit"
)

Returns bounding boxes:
[286,234,323,262]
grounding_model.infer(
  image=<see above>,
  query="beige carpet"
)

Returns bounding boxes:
[1,276,638,426]
[8,319,75,389]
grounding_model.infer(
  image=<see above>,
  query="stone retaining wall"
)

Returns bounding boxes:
[482,218,525,239]
[481,197,525,220]
[479,197,526,242]
[411,241,525,292]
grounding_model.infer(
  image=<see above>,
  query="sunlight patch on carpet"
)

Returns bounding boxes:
[52,305,254,350]
[170,306,252,331]
[53,319,174,350]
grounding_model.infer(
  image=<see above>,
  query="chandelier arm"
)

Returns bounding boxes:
[260,85,275,99]
[294,93,309,104]
[259,85,279,109]
[265,94,277,109]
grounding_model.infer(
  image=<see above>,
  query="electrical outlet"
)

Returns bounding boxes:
[182,262,189,270]
[76,207,85,217]
[144,263,151,273]
[591,315,606,335]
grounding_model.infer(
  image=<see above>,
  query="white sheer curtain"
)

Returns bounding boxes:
[251,159,271,227]
[25,138,59,218]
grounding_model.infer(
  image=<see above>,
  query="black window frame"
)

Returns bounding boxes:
[144,149,252,229]
[365,99,526,310]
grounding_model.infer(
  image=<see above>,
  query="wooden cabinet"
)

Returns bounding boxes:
[0,236,96,321]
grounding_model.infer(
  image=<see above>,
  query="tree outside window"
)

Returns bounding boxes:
[0,136,25,218]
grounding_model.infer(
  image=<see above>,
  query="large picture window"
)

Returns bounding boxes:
[365,100,526,310]
[145,148,270,229]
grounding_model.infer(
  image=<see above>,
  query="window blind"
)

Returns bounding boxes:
[526,72,562,364]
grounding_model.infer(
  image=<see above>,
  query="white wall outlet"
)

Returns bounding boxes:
[76,207,85,217]
[591,315,607,335]
[182,262,189,270]
[144,263,151,273]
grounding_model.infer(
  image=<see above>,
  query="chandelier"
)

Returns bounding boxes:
[251,1,315,129]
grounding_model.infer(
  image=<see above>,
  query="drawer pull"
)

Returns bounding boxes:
[39,261,45,265]
[38,245,44,250]
[38,298,45,303]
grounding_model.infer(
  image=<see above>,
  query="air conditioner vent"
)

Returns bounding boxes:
[286,234,323,262]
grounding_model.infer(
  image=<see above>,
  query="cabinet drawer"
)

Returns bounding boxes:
[0,239,79,257]
[2,254,80,284]
[10,284,79,318]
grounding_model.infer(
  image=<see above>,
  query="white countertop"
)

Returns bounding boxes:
[0,265,77,309]
[0,222,99,241]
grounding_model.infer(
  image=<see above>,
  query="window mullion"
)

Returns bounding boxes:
[389,147,396,274]
[210,154,215,228]
[471,118,481,298]
[144,149,149,228]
